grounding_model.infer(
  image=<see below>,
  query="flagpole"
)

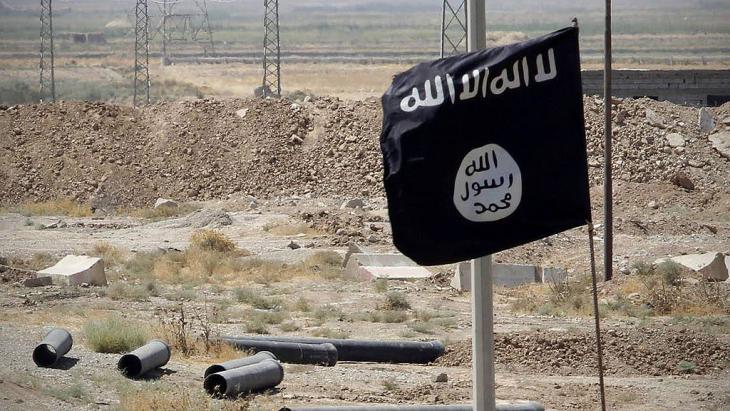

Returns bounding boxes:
[466,2,494,411]
[603,0,613,281]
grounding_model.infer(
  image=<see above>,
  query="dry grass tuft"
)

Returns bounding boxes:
[118,203,200,220]
[8,199,93,217]
[104,282,153,301]
[190,229,237,253]
[118,382,249,411]
[381,292,411,311]
[263,221,320,236]
[90,241,125,268]
[83,315,149,353]
[510,262,730,318]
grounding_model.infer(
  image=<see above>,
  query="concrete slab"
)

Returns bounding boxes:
[451,263,540,291]
[37,255,107,286]
[669,252,728,282]
[344,253,432,280]
[24,276,52,287]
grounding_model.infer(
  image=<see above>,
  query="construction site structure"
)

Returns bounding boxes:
[39,0,55,101]
[441,0,468,58]
[156,0,216,66]
[262,0,281,97]
[134,0,151,105]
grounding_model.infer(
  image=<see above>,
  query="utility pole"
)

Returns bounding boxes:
[133,0,151,106]
[262,0,281,97]
[603,0,613,281]
[39,0,55,102]
[466,3,494,411]
[441,0,468,58]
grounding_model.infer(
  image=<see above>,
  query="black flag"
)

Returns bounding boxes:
[380,27,591,266]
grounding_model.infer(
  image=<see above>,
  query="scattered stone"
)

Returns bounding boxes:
[708,132,730,159]
[235,108,249,118]
[645,108,666,129]
[287,241,301,250]
[669,252,728,282]
[647,200,658,209]
[23,276,52,287]
[434,373,448,383]
[670,172,694,190]
[178,209,232,228]
[40,219,67,230]
[340,198,365,209]
[37,255,107,286]
[698,108,715,133]
[290,134,304,145]
[154,198,178,209]
[665,133,685,147]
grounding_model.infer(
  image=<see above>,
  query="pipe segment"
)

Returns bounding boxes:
[204,350,278,377]
[279,402,544,411]
[204,358,284,397]
[224,339,337,366]
[224,335,444,364]
[33,328,73,367]
[118,339,171,378]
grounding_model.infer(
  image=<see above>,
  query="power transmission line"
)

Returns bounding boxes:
[262,0,281,97]
[156,0,215,65]
[441,0,467,58]
[134,0,151,105]
[39,0,55,102]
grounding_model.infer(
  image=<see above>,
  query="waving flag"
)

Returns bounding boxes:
[380,27,591,266]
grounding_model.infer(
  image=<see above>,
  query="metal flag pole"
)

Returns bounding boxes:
[466,3,494,411]
[603,0,613,281]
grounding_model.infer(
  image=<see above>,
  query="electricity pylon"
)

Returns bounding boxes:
[39,0,55,101]
[134,0,151,105]
[441,0,468,58]
[262,0,281,97]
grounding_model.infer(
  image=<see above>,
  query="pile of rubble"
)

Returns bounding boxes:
[437,328,729,376]
[1,96,728,207]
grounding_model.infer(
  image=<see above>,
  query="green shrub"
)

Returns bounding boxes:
[83,316,148,353]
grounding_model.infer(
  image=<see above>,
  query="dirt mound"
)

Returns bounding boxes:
[1,96,728,208]
[437,327,730,376]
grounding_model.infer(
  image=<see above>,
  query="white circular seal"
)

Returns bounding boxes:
[453,143,522,222]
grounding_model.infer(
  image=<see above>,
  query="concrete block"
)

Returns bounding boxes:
[344,253,432,280]
[450,262,471,290]
[450,263,539,291]
[24,276,52,287]
[541,267,569,284]
[698,107,715,133]
[37,255,107,286]
[154,198,178,209]
[669,252,728,282]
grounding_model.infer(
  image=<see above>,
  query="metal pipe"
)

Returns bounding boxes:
[224,336,444,364]
[33,328,73,367]
[204,350,277,378]
[279,402,544,411]
[118,339,171,378]
[204,358,284,397]
[224,339,337,366]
